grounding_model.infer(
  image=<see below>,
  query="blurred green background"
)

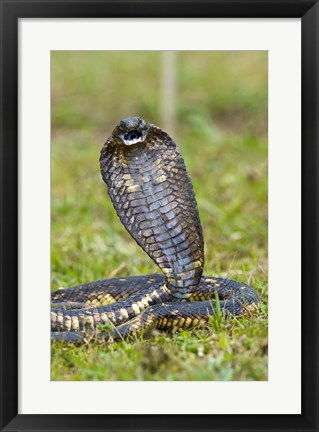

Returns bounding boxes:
[51,51,268,381]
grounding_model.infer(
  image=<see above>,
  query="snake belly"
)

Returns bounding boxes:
[100,123,204,300]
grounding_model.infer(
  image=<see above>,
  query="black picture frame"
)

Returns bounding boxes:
[0,1,318,431]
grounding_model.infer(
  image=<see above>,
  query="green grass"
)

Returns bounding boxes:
[51,51,268,381]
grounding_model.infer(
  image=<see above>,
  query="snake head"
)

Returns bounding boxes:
[113,116,150,146]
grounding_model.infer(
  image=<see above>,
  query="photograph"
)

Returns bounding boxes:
[50,50,268,381]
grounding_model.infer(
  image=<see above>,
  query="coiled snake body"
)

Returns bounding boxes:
[51,117,259,343]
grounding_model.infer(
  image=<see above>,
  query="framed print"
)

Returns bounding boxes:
[0,1,318,431]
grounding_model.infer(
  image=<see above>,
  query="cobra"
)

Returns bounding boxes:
[51,117,259,343]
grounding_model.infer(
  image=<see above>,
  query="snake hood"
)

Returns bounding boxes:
[100,117,204,300]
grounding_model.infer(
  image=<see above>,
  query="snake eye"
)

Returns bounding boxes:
[124,130,142,142]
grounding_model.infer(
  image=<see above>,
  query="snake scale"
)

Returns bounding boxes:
[51,117,259,343]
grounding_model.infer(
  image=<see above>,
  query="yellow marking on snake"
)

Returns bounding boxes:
[185,317,192,327]
[157,318,165,327]
[131,303,140,315]
[144,294,154,304]
[141,298,150,307]
[57,314,64,327]
[64,317,71,331]
[137,301,146,311]
[150,290,161,300]
[83,315,94,329]
[153,174,167,184]
[192,318,199,326]
[93,311,102,325]
[191,260,203,268]
[100,312,109,323]
[162,268,172,275]
[177,317,185,326]
[107,311,116,323]
[127,184,140,192]
[71,316,80,331]
[119,308,129,321]
[246,304,258,312]
[103,294,117,304]
[165,320,172,329]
